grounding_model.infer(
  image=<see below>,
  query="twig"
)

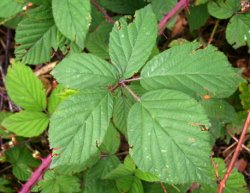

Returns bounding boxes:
[218,111,250,193]
[35,61,57,76]
[160,182,168,193]
[119,82,140,102]
[228,133,250,153]
[158,0,190,34]
[122,77,141,83]
[91,0,115,24]
[208,20,219,44]
[19,154,52,193]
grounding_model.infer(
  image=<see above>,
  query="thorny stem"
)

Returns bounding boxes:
[208,20,219,44]
[218,111,250,193]
[119,81,140,102]
[19,154,52,193]
[158,0,190,34]
[91,0,115,24]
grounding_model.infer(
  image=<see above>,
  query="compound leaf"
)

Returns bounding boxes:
[5,62,46,111]
[226,13,250,49]
[141,42,244,98]
[109,5,157,79]
[127,89,212,183]
[15,5,58,64]
[49,89,113,166]
[52,53,118,89]
[52,0,91,48]
[2,111,49,137]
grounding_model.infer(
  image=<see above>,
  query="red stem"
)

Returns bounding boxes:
[19,154,52,193]
[218,111,250,193]
[158,0,189,35]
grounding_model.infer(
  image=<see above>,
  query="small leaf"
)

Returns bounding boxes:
[199,158,248,193]
[86,21,113,59]
[15,5,58,64]
[38,171,80,193]
[52,0,91,48]
[2,111,49,137]
[49,89,113,166]
[99,124,120,154]
[207,0,240,19]
[187,4,209,31]
[5,62,46,110]
[0,0,24,18]
[127,89,212,183]
[83,156,120,193]
[52,53,118,89]
[109,5,157,79]
[48,84,64,114]
[226,12,250,49]
[116,176,144,193]
[5,145,40,181]
[135,169,159,182]
[141,42,244,98]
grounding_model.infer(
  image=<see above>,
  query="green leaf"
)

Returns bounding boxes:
[38,171,80,193]
[109,5,157,79]
[48,84,64,114]
[5,62,46,110]
[207,0,241,19]
[199,158,248,193]
[0,0,24,18]
[187,4,209,31]
[52,0,91,48]
[239,82,250,110]
[200,99,237,142]
[113,88,134,136]
[49,89,113,166]
[0,112,12,137]
[52,53,118,89]
[150,0,177,21]
[141,42,244,98]
[135,169,159,182]
[99,0,146,14]
[2,111,49,137]
[28,0,51,5]
[5,145,40,181]
[116,176,144,193]
[15,5,58,64]
[99,124,120,154]
[86,21,113,59]
[0,178,14,193]
[226,12,250,49]
[127,89,212,183]
[83,155,120,193]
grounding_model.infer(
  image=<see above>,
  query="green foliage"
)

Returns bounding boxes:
[35,169,81,193]
[52,0,91,49]
[109,5,157,79]
[1,0,249,192]
[197,158,248,192]
[5,145,40,181]
[141,42,244,98]
[226,12,250,49]
[187,4,209,31]
[207,0,241,19]
[0,0,25,18]
[5,61,46,111]
[52,53,118,89]
[0,178,14,193]
[128,89,212,183]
